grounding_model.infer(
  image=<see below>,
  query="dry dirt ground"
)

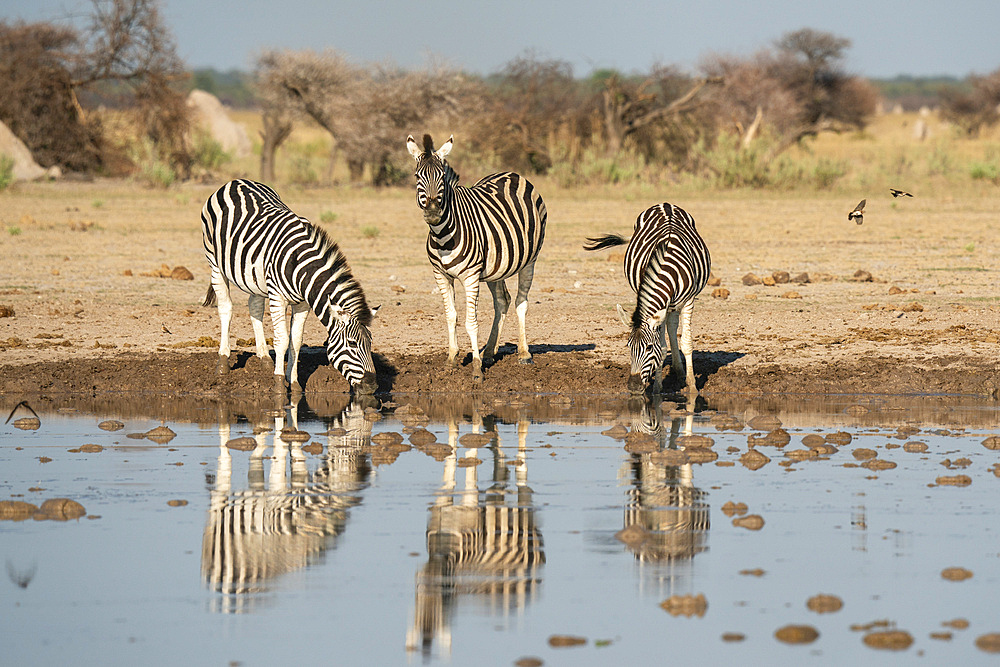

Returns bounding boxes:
[1,179,998,401]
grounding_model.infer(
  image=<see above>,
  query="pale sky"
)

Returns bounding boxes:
[4,0,999,78]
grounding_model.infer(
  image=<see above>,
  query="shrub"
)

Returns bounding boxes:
[969,161,1000,184]
[0,154,13,191]
[320,210,338,224]
[190,131,231,171]
[360,225,380,240]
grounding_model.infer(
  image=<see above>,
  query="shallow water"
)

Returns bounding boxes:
[3,393,1000,665]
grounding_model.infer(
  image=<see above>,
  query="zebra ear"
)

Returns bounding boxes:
[331,304,351,324]
[436,135,453,159]
[647,308,668,328]
[369,304,380,320]
[406,135,422,160]
[616,304,630,328]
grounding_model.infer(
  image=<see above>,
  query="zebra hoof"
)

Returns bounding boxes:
[217,355,230,375]
[272,375,287,395]
[261,356,275,373]
[290,381,302,395]
[519,356,534,365]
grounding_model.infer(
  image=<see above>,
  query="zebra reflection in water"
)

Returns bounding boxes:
[201,400,373,613]
[406,408,544,657]
[620,397,710,596]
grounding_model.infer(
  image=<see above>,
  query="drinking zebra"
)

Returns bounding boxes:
[201,179,379,394]
[406,134,546,380]
[584,202,711,394]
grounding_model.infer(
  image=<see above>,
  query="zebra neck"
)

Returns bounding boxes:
[426,193,461,251]
[281,233,369,330]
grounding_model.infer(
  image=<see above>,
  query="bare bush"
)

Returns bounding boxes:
[940,68,1000,136]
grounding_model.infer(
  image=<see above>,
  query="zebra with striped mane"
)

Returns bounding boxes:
[201,179,379,394]
[406,134,547,380]
[585,202,711,394]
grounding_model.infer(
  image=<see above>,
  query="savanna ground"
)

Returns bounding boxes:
[1,111,999,400]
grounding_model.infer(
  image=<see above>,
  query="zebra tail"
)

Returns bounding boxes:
[202,283,216,307]
[583,234,627,252]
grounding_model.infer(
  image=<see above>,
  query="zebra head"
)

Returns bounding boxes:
[326,304,380,394]
[406,133,454,224]
[618,304,666,395]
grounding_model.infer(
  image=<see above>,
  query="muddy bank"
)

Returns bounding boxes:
[2,346,997,400]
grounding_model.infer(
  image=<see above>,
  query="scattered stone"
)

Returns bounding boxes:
[733,515,764,530]
[936,474,972,486]
[650,449,689,466]
[302,443,323,455]
[888,285,905,295]
[975,634,1000,653]
[852,448,877,460]
[761,275,776,286]
[170,266,194,281]
[686,449,718,464]
[792,272,811,284]
[712,287,730,299]
[941,567,973,581]
[801,434,825,447]
[12,417,41,430]
[781,291,802,299]
[742,273,761,286]
[0,305,15,317]
[226,437,256,451]
[775,625,819,644]
[739,568,765,576]
[863,630,913,650]
[749,428,790,447]
[904,441,928,453]
[721,632,746,642]
[145,425,176,444]
[826,431,852,446]
[69,444,103,453]
[786,449,818,461]
[740,449,770,471]
[981,436,1000,451]
[601,424,628,439]
[372,432,404,446]
[514,658,544,667]
[845,405,869,416]
[408,429,437,445]
[747,415,782,431]
[459,432,491,446]
[167,499,188,507]
[807,594,843,614]
[900,302,924,312]
[660,593,707,617]
[772,270,790,284]
[862,459,896,471]
[548,635,587,648]
[0,500,39,521]
[930,632,952,641]
[943,618,970,629]
[279,428,310,443]
[35,498,86,521]
[721,501,748,517]
[707,274,722,286]
[677,434,714,449]
[456,457,482,467]
[852,270,874,282]
[98,419,125,431]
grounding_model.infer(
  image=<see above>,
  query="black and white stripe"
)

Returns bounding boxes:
[585,203,711,394]
[406,134,546,379]
[201,179,378,393]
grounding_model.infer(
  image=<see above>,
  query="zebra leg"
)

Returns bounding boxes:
[678,299,697,393]
[433,269,460,366]
[665,310,682,390]
[513,263,535,363]
[482,280,510,365]
[268,296,290,394]
[211,268,233,375]
[461,274,484,380]
[247,294,274,372]
[287,302,310,392]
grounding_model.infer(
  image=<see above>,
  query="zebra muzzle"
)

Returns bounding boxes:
[627,374,647,394]
[356,372,378,394]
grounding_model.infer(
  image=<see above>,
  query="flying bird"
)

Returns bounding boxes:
[848,199,866,225]
[889,188,913,198]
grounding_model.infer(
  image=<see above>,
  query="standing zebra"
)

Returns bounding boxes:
[584,203,711,394]
[406,134,546,380]
[201,179,379,394]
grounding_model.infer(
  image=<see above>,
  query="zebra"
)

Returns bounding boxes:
[406,134,546,380]
[201,179,379,394]
[584,202,711,394]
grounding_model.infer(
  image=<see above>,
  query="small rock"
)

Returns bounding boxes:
[742,273,761,286]
[807,594,843,613]
[98,420,125,431]
[863,630,913,650]
[781,291,802,299]
[712,287,730,299]
[660,593,707,617]
[170,266,194,281]
[936,474,972,486]
[941,567,973,581]
[852,270,873,282]
[548,635,586,648]
[775,625,819,644]
[733,515,764,530]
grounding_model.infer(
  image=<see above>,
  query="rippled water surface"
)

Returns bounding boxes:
[3,393,1000,665]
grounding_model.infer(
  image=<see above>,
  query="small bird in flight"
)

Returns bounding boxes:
[889,188,913,198]
[848,199,866,225]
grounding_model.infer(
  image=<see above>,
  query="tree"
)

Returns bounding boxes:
[600,66,721,159]
[703,28,877,161]
[940,68,1000,136]
[0,0,189,175]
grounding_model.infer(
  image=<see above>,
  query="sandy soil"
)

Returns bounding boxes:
[1,179,998,400]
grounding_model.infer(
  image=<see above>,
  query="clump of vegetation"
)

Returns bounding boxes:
[190,131,231,171]
[360,225,380,240]
[320,210,338,224]
[8,226,22,236]
[969,161,1000,184]
[0,154,14,191]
